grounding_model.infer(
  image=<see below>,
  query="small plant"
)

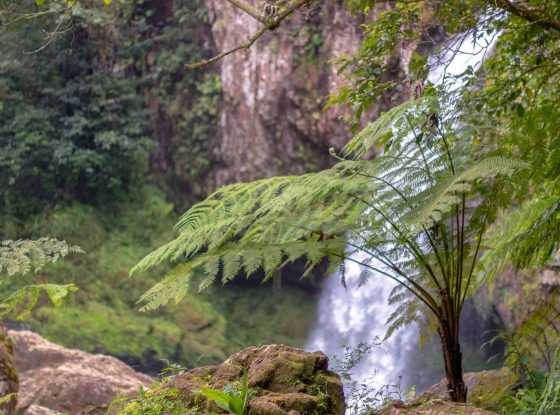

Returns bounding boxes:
[112,386,192,415]
[331,342,403,415]
[0,238,82,318]
[500,345,560,415]
[199,371,253,415]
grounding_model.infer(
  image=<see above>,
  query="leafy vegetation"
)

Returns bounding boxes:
[0,238,81,318]
[200,370,253,415]
[1,0,560,413]
[0,190,315,372]
[134,89,524,401]
[113,385,193,415]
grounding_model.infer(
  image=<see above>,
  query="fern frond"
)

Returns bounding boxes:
[404,157,525,229]
[481,196,560,280]
[137,239,346,310]
[343,99,420,159]
[0,238,84,277]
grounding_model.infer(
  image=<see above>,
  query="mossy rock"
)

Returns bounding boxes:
[421,367,518,410]
[380,399,498,414]
[135,345,346,415]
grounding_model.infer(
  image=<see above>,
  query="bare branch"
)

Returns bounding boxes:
[224,0,267,24]
[187,24,269,69]
[187,0,316,69]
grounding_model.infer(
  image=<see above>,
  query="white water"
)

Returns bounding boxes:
[305,25,499,407]
[306,254,418,389]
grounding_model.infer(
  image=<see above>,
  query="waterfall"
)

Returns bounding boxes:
[305,25,499,407]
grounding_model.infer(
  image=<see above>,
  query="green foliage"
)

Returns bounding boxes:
[0,0,220,215]
[199,371,253,415]
[501,348,560,415]
[114,386,192,415]
[135,91,522,353]
[0,18,150,216]
[0,238,81,318]
[465,15,560,276]
[0,238,82,277]
[0,189,315,371]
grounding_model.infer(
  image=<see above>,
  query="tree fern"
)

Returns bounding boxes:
[134,94,524,402]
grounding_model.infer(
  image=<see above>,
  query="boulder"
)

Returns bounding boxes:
[380,399,498,414]
[167,344,345,415]
[422,367,518,410]
[9,330,152,415]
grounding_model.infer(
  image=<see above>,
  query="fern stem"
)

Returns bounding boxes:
[334,252,440,316]
[356,171,448,289]
[455,195,467,312]
[348,240,439,307]
[460,214,487,309]
[349,193,443,299]
[437,124,455,175]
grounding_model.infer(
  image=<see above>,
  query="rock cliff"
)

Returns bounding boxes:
[204,0,364,186]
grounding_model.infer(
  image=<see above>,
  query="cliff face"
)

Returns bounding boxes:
[202,1,414,187]
[203,1,357,186]
[131,1,424,197]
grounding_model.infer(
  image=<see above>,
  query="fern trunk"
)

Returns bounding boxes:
[438,320,467,403]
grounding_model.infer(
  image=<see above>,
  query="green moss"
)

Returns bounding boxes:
[114,386,194,415]
[4,188,317,372]
[33,303,183,361]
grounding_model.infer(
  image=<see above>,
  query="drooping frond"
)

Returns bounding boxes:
[0,238,84,277]
[138,239,346,311]
[134,95,524,315]
[131,161,374,277]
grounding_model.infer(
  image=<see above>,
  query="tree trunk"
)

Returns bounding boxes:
[0,325,18,415]
[438,321,468,403]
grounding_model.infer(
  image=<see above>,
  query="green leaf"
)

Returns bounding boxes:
[199,388,233,412]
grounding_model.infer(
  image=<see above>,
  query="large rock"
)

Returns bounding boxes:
[378,368,516,415]
[10,330,152,415]
[167,344,345,415]
[380,399,498,415]
[422,367,518,410]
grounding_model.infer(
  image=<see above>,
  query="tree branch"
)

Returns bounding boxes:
[224,0,267,24]
[493,0,560,31]
[186,0,316,69]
